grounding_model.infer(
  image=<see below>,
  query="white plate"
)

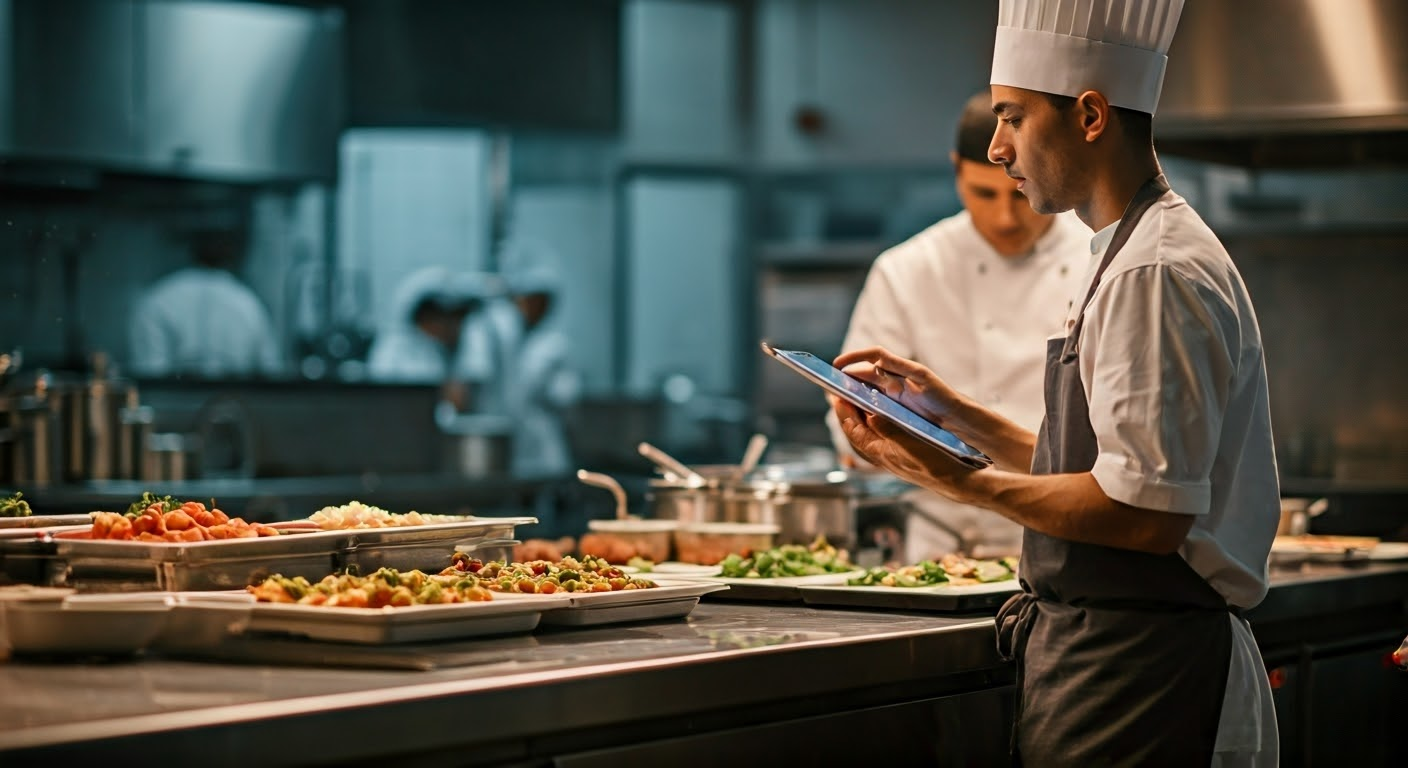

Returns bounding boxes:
[702,570,865,587]
[644,562,724,577]
[554,579,729,608]
[798,580,1020,613]
[691,570,865,601]
[537,597,702,627]
[1369,542,1408,561]
[244,596,548,644]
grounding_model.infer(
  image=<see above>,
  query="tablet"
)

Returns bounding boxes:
[761,342,992,469]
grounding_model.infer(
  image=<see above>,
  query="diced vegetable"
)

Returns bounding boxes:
[716,537,853,579]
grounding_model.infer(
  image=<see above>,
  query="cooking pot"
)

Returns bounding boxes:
[442,413,513,479]
[645,465,906,551]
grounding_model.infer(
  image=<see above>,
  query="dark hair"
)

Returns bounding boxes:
[1042,92,1153,147]
[954,88,999,164]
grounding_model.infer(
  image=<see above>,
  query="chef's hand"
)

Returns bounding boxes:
[831,396,980,504]
[834,346,967,428]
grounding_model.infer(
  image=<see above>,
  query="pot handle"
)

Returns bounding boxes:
[637,442,704,485]
[577,469,629,520]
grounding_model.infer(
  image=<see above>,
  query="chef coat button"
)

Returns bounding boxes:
[992,394,1003,404]
[984,322,995,332]
[1060,265,1069,276]
[978,263,988,275]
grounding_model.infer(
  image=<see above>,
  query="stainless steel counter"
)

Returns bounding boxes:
[0,604,1010,766]
[1,562,1404,766]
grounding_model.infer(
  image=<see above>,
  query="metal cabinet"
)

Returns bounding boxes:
[555,687,1016,767]
[2,0,141,167]
[0,0,341,182]
[141,1,343,182]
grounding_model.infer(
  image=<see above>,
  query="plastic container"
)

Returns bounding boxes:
[673,522,779,566]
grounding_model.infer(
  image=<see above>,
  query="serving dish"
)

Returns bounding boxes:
[797,580,1021,613]
[692,571,864,602]
[242,594,553,644]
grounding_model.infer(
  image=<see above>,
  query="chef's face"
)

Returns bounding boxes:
[988,85,1092,215]
[953,156,1053,258]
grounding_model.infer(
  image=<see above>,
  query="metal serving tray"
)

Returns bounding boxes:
[341,517,534,573]
[243,596,550,644]
[52,528,355,591]
[0,514,94,530]
[796,580,1021,613]
[49,516,537,592]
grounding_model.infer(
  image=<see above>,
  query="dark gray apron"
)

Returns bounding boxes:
[996,175,1233,767]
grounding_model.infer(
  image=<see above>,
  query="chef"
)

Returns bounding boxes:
[825,88,1089,561]
[367,267,490,411]
[129,226,282,378]
[832,0,1279,764]
[501,258,580,477]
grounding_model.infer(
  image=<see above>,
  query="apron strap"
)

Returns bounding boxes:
[1061,174,1172,363]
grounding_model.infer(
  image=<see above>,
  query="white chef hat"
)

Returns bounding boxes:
[990,0,1185,115]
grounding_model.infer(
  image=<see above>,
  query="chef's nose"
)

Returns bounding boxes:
[989,126,1013,166]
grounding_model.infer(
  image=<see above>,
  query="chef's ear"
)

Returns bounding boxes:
[1075,90,1111,144]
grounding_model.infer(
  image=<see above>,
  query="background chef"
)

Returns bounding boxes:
[827,88,1088,561]
[129,224,282,379]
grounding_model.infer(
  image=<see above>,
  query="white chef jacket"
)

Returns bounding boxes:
[505,327,580,477]
[827,209,1090,561]
[1073,191,1279,764]
[367,267,461,384]
[129,267,282,378]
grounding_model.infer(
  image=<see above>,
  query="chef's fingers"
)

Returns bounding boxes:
[834,399,884,466]
[834,346,933,382]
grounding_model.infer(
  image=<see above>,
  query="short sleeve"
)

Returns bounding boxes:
[1079,264,1237,515]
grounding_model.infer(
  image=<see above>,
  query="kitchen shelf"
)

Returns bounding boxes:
[757,240,888,269]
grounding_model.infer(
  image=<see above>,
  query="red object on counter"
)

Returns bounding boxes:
[1267,667,1287,689]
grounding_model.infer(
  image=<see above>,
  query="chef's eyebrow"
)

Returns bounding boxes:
[992,101,1017,116]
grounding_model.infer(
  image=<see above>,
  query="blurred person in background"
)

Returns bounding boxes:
[500,240,580,478]
[367,266,486,409]
[129,226,283,378]
[827,88,1089,561]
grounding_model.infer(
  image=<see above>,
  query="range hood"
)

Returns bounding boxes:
[1156,0,1408,167]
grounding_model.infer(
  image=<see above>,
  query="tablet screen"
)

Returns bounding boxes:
[766,346,990,466]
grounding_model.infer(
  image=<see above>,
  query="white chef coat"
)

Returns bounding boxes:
[1073,191,1279,764]
[827,209,1090,561]
[505,327,580,477]
[129,267,282,378]
[367,267,463,384]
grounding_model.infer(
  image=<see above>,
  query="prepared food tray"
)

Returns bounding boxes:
[1270,534,1379,564]
[797,580,1021,613]
[685,538,863,602]
[443,553,727,625]
[696,571,863,602]
[48,507,535,591]
[239,568,554,644]
[243,597,549,644]
[796,554,1021,612]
